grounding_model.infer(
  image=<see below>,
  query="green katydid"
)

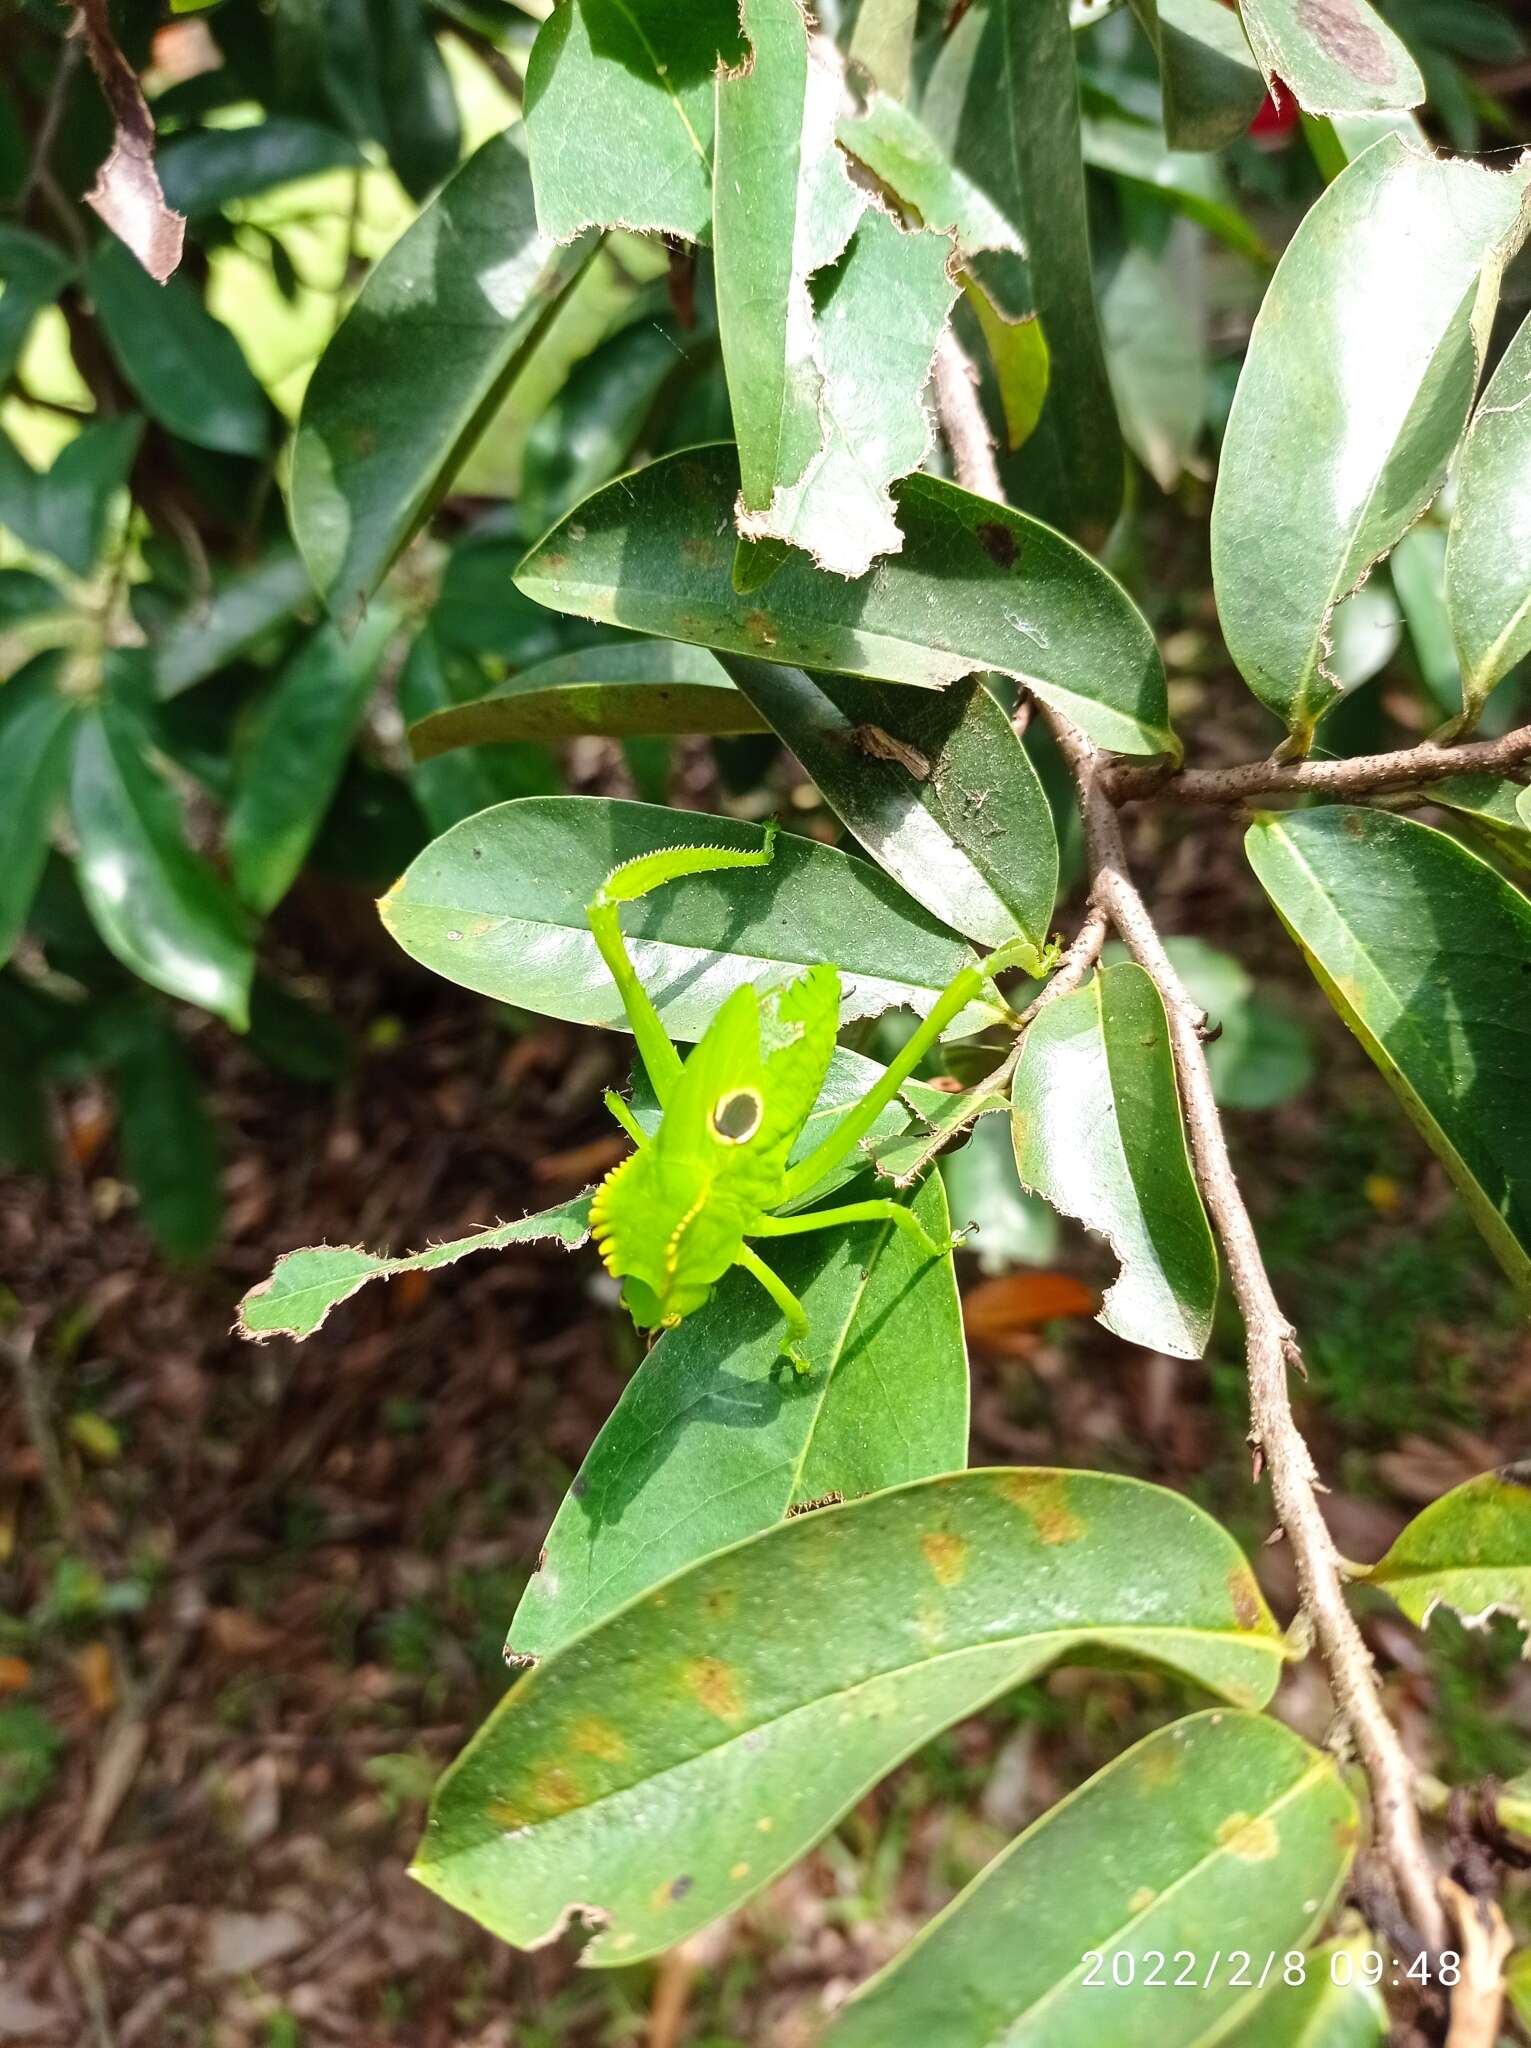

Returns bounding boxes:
[586,822,1037,1372]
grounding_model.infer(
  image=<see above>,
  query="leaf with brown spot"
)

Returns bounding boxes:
[824,1713,1356,2046]
[415,1472,1287,1960]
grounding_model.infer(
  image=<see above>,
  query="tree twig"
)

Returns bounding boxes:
[927,327,1445,1946]
[1044,707,1447,1948]
[1108,725,1531,806]
[932,329,1003,501]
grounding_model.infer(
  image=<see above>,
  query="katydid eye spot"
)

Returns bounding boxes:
[712,1087,764,1143]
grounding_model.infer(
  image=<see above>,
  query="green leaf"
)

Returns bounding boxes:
[1102,225,1207,495]
[1429,774,1531,877]
[510,1170,967,1659]
[361,0,462,202]
[1081,114,1270,266]
[1389,526,1461,719]
[150,545,315,700]
[524,0,746,243]
[0,417,143,579]
[238,1195,594,1339]
[157,118,364,215]
[1233,1932,1386,2046]
[965,283,1050,452]
[1366,1466,1531,1634]
[520,316,692,536]
[70,678,254,1030]
[716,0,957,577]
[399,627,561,834]
[0,653,78,966]
[825,1712,1357,2048]
[923,0,1122,540]
[0,224,70,385]
[941,1111,1059,1273]
[96,1002,221,1261]
[1211,136,1531,749]
[226,616,394,915]
[290,132,597,622]
[380,796,998,1042]
[1446,306,1531,724]
[408,641,763,758]
[1246,806,1531,1291]
[0,567,65,627]
[1508,1950,1531,2037]
[1103,937,1313,1113]
[1011,963,1218,1357]
[719,655,1057,959]
[837,97,1022,263]
[86,238,269,458]
[414,1470,1287,1959]
[1239,0,1424,116]
[848,0,919,98]
[873,1070,1013,1187]
[515,446,1176,758]
[1125,0,1266,151]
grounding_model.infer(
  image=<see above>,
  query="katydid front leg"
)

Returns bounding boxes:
[587,824,779,1116]
[751,1197,959,1261]
[779,933,1034,1204]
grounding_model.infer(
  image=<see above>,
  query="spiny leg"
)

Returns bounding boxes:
[587,823,779,1110]
[751,1197,958,1261]
[601,1088,648,1147]
[735,1244,812,1374]
[781,933,1033,1204]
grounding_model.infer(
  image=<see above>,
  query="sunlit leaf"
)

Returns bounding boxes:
[510,1170,967,1658]
[415,1471,1287,1959]
[1211,136,1531,748]
[1367,1466,1531,1635]
[1011,963,1218,1357]
[1239,0,1424,117]
[1247,806,1531,1289]
[516,446,1176,758]
[1446,306,1531,724]
[826,1712,1356,2047]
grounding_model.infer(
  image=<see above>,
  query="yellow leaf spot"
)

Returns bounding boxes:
[730,1861,751,1880]
[650,1874,695,1912]
[1217,1811,1279,1862]
[1135,1743,1181,1791]
[1226,1566,1265,1632]
[757,1816,774,1833]
[915,1599,947,1648]
[1364,1173,1401,1215]
[571,1716,628,1763]
[683,1656,745,1723]
[921,1529,969,1587]
[487,1799,530,1831]
[1128,1886,1157,1914]
[998,1471,1085,1545]
[612,1932,637,1952]
[531,1762,583,1816]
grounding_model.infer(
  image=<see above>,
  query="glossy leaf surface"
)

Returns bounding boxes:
[1367,1466,1531,1632]
[87,237,269,457]
[721,656,1056,957]
[70,679,254,1030]
[923,0,1122,538]
[380,797,993,1042]
[1011,963,1218,1357]
[408,642,762,757]
[1240,0,1424,116]
[510,1171,966,1659]
[516,446,1175,757]
[1247,806,1531,1290]
[0,654,77,966]
[827,1712,1356,2048]
[1211,137,1531,747]
[1446,306,1531,723]
[227,617,393,915]
[524,0,745,243]
[415,1471,1286,1959]
[151,546,315,700]
[290,132,595,620]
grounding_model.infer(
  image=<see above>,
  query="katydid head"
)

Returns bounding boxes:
[591,964,841,1330]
